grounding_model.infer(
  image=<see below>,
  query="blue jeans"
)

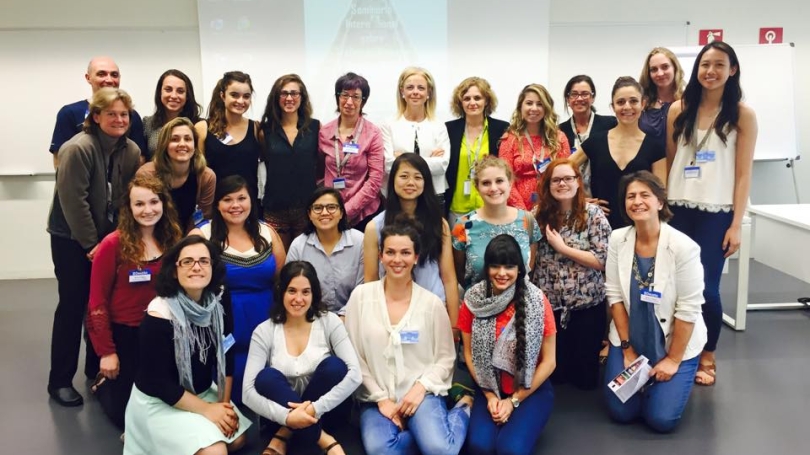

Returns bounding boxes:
[254,356,349,447]
[359,394,469,455]
[669,205,734,352]
[604,345,699,433]
[467,381,554,455]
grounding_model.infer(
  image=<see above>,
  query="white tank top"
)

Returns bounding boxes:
[668,127,738,212]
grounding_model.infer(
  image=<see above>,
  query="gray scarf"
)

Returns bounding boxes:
[165,290,226,400]
[465,278,545,397]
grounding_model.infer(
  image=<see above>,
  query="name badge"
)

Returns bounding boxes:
[129,270,151,283]
[333,178,347,190]
[342,143,360,154]
[640,289,662,305]
[463,180,472,196]
[696,150,716,163]
[192,205,204,226]
[219,133,233,145]
[535,157,551,174]
[400,330,419,344]
[684,166,701,179]
[222,333,235,354]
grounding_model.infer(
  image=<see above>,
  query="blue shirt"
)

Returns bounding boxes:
[629,255,667,363]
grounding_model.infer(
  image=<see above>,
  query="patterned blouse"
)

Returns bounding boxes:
[531,203,611,328]
[451,209,542,290]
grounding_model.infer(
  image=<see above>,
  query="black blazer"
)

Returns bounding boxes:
[558,113,618,151]
[444,116,510,215]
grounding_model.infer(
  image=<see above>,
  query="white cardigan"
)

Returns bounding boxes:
[380,116,451,196]
[344,279,455,403]
[605,223,708,360]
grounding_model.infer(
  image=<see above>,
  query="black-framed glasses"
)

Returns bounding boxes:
[311,204,340,214]
[551,176,577,185]
[177,257,212,269]
[567,91,594,100]
[279,90,301,99]
[338,92,364,102]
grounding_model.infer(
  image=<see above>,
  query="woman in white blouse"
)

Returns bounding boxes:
[381,67,451,205]
[345,221,471,455]
[242,261,361,455]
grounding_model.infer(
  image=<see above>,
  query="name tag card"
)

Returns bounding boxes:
[342,143,360,154]
[333,178,347,190]
[535,157,551,174]
[129,270,151,283]
[640,289,662,305]
[222,333,235,353]
[463,180,472,196]
[219,133,233,145]
[696,150,716,163]
[684,166,701,179]
[400,330,420,344]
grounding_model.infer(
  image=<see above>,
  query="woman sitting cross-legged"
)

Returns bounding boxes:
[242,261,361,455]
[123,235,251,455]
[460,234,557,455]
[345,220,472,455]
[604,171,707,432]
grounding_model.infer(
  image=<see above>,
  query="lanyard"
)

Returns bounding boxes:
[333,118,365,176]
[523,131,547,169]
[691,114,718,164]
[464,120,488,173]
[570,113,594,148]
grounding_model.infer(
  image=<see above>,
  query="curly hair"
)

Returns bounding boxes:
[117,174,183,266]
[535,158,587,232]
[506,84,561,155]
[205,71,254,140]
[450,76,498,118]
[483,234,528,373]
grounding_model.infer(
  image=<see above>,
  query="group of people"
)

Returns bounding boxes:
[45,40,756,455]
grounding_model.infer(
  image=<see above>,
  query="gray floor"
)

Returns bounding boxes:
[2,260,809,455]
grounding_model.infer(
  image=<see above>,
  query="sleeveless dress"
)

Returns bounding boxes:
[204,120,261,201]
[198,221,276,404]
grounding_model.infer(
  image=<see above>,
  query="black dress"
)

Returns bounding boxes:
[204,120,261,201]
[582,131,665,229]
[261,119,321,214]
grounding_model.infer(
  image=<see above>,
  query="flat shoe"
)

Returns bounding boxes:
[48,385,84,407]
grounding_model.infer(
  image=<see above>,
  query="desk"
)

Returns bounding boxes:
[723,204,810,331]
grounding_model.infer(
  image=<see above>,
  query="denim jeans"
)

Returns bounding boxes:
[669,205,734,352]
[604,345,699,433]
[254,356,350,448]
[466,380,554,455]
[359,394,469,455]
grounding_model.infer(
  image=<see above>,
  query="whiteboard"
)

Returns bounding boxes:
[548,22,689,119]
[672,44,799,162]
[0,28,202,176]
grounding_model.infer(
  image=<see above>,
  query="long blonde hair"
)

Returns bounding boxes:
[506,84,561,154]
[153,117,207,190]
[639,47,685,110]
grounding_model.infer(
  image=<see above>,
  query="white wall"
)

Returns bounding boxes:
[1,0,807,279]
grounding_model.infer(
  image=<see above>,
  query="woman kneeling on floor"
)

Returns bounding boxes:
[242,261,361,455]
[124,235,251,455]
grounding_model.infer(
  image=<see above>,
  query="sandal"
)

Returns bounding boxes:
[262,434,288,455]
[323,441,342,454]
[694,362,717,386]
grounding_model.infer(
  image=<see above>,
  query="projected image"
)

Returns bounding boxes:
[305,0,448,121]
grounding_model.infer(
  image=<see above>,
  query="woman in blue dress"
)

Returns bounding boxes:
[192,175,286,404]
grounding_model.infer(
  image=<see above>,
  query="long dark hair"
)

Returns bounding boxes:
[152,69,202,126]
[260,73,314,132]
[210,175,269,253]
[155,235,226,298]
[483,234,528,373]
[673,41,742,146]
[270,261,326,323]
[384,154,442,265]
[206,71,254,139]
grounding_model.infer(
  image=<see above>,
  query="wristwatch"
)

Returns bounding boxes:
[621,340,631,350]
[510,396,520,409]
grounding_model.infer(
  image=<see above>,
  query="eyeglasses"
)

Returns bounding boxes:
[311,204,340,214]
[567,91,594,100]
[177,257,212,269]
[551,176,577,185]
[279,90,301,99]
[338,92,364,102]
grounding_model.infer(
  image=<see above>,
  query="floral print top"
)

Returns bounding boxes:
[531,203,611,328]
[451,209,542,290]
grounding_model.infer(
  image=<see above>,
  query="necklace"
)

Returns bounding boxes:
[632,254,656,289]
